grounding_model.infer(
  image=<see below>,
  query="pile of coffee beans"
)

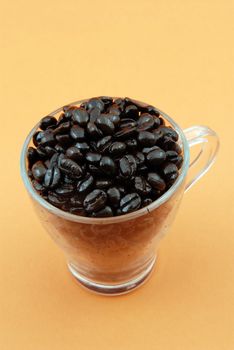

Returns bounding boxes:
[27,97,183,217]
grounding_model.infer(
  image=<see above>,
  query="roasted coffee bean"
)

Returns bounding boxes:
[142,145,159,155]
[97,136,112,153]
[137,113,155,131]
[40,130,56,147]
[63,105,77,118]
[70,196,83,207]
[53,121,70,135]
[159,126,179,141]
[142,198,153,207]
[109,141,126,156]
[66,146,83,161]
[147,172,166,191]
[89,141,98,152]
[89,107,101,122]
[33,131,44,146]
[28,169,33,178]
[55,134,71,146]
[108,104,121,116]
[75,142,90,152]
[88,164,103,176]
[146,148,166,166]
[161,163,179,183]
[47,194,67,208]
[59,158,83,178]
[49,152,59,168]
[92,206,113,217]
[57,153,65,166]
[70,207,86,216]
[119,154,137,178]
[100,96,113,105]
[32,161,47,182]
[115,126,137,140]
[44,167,61,188]
[27,147,38,167]
[107,187,121,207]
[87,122,103,139]
[120,193,141,214]
[109,114,120,126]
[100,156,116,176]
[86,152,101,165]
[44,146,56,157]
[134,176,152,195]
[70,125,85,141]
[54,184,74,197]
[125,105,139,119]
[57,113,68,125]
[86,98,105,112]
[166,150,183,168]
[36,145,48,158]
[96,179,112,189]
[141,105,160,116]
[84,189,107,212]
[32,179,46,193]
[72,108,89,126]
[55,144,66,153]
[114,98,125,111]
[64,175,75,184]
[77,175,94,194]
[152,129,164,143]
[39,116,57,130]
[135,152,145,166]
[159,117,165,125]
[138,131,156,147]
[96,115,115,135]
[44,159,50,168]
[125,138,138,152]
[173,143,182,154]
[116,185,126,195]
[120,118,137,129]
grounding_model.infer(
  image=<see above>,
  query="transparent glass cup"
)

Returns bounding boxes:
[20,99,219,295]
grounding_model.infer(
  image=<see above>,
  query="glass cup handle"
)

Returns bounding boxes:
[183,125,219,192]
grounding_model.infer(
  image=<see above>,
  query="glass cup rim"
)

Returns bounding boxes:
[20,98,190,225]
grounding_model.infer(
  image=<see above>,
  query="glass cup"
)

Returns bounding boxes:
[20,98,219,295]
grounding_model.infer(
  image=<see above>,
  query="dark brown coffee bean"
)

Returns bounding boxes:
[95,179,112,189]
[88,164,103,176]
[33,131,44,146]
[49,152,59,168]
[64,175,75,184]
[44,146,56,157]
[39,116,57,130]
[137,113,155,131]
[72,108,89,126]
[85,152,102,165]
[100,156,116,176]
[89,107,101,122]
[70,196,83,206]
[142,198,153,207]
[107,187,121,207]
[84,189,107,212]
[59,158,83,178]
[141,105,160,116]
[161,163,179,183]
[70,207,86,216]
[120,118,137,129]
[32,179,46,193]
[138,131,156,147]
[134,176,152,195]
[66,147,83,161]
[109,114,120,126]
[146,148,166,166]
[120,193,141,214]
[40,130,56,147]
[28,169,33,178]
[147,172,166,191]
[114,98,125,111]
[159,126,179,141]
[63,105,77,118]
[36,146,48,158]
[55,144,66,153]
[47,194,67,208]
[125,138,138,152]
[54,184,75,197]
[27,147,38,167]
[92,206,113,217]
[142,145,160,155]
[119,154,137,178]
[152,129,164,143]
[32,161,47,182]
[87,122,103,139]
[70,125,85,141]
[75,142,90,152]
[53,121,70,135]
[135,152,145,166]
[173,143,182,154]
[100,96,113,107]
[55,134,71,146]
[108,105,121,116]
[166,150,183,168]
[125,105,139,119]
[77,175,94,194]
[44,167,61,189]
[97,136,112,153]
[96,115,115,135]
[109,142,126,156]
[86,98,105,112]
[57,113,68,125]
[115,126,137,140]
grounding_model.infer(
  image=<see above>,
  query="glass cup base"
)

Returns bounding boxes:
[67,256,157,296]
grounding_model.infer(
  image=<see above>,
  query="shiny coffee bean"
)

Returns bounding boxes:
[125,105,139,119]
[100,96,113,107]
[88,164,103,176]
[125,138,138,152]
[77,175,94,194]
[47,194,67,208]
[55,144,66,153]
[108,114,120,126]
[107,187,121,207]
[141,105,160,116]
[54,184,75,197]
[32,179,45,193]
[108,105,121,116]
[27,147,38,167]
[44,167,61,188]
[40,130,56,147]
[66,146,83,161]
[85,152,102,165]
[70,207,86,216]
[161,163,179,182]
[86,98,104,112]
[33,131,44,146]
[44,159,50,168]
[69,195,83,207]
[137,113,155,131]
[39,116,57,130]
[92,206,113,217]
[32,161,47,182]
[63,105,77,118]
[75,142,90,152]
[55,134,71,146]
[120,118,137,129]
[147,172,166,191]
[44,146,56,157]
[95,179,112,189]
[146,148,166,166]
[152,129,164,143]
[119,154,137,178]
[84,189,107,213]
[96,115,115,135]
[35,146,47,158]
[100,156,116,176]
[87,122,103,139]
[173,143,182,154]
[89,107,101,122]
[72,108,89,126]
[159,117,165,125]
[135,152,145,166]
[57,113,68,125]
[115,126,137,140]
[134,176,152,195]
[64,175,75,184]
[114,98,125,111]
[109,142,126,156]
[70,125,85,141]
[166,150,183,168]
[142,145,159,155]
[138,131,156,147]
[97,136,112,153]
[120,193,141,214]
[142,198,153,207]
[59,158,83,178]
[49,152,59,168]
[117,185,126,195]
[53,121,70,135]
[90,141,98,152]
[159,126,179,141]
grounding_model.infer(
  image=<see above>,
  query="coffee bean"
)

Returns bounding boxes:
[66,147,83,161]
[152,129,164,143]
[161,163,179,183]
[72,108,89,126]
[32,161,47,182]
[64,175,75,184]
[70,207,86,216]
[54,184,75,197]
[32,179,45,193]
[44,146,56,157]
[86,152,101,165]
[75,142,90,152]
[108,105,121,116]
[125,138,138,152]
[47,194,67,208]
[84,189,107,212]
[125,105,139,119]
[70,125,85,141]
[138,131,156,147]
[147,172,166,191]
[142,198,153,207]
[142,145,159,155]
[166,150,183,168]
[120,193,141,214]
[109,142,126,156]
[55,144,66,153]
[114,98,125,111]
[55,134,71,146]
[108,114,120,126]
[159,126,179,141]
[96,115,115,135]
[100,156,116,176]
[87,122,103,139]
[120,118,137,129]
[70,196,83,207]
[141,105,160,116]
[28,169,33,178]
[77,175,94,194]
[134,176,152,195]
[27,147,38,167]
[89,107,101,122]
[115,126,137,140]
[53,121,70,135]
[49,152,59,168]
[40,130,56,147]
[86,98,105,112]
[92,206,113,217]
[33,131,44,147]
[39,116,57,130]
[137,113,155,131]
[36,146,48,158]
[107,187,121,207]
[97,136,112,153]
[119,154,137,178]
[44,167,61,189]
[59,158,83,178]
[63,105,77,118]
[88,164,103,176]
[135,152,145,166]
[96,178,112,189]
[173,143,182,154]
[146,148,166,166]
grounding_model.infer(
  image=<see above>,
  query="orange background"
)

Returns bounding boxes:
[1,1,234,349]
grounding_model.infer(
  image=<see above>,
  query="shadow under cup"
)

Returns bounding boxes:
[20,98,218,295]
